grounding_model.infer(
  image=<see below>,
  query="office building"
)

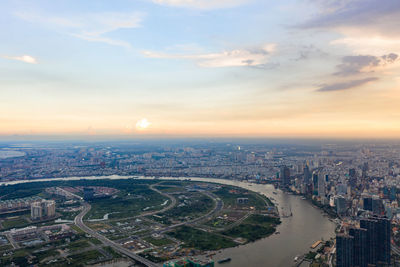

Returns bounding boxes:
[360,217,391,266]
[318,170,325,197]
[312,172,319,195]
[349,228,367,267]
[336,196,347,215]
[303,165,311,184]
[336,234,354,267]
[363,197,372,211]
[280,166,290,187]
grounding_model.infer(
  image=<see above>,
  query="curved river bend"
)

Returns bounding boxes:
[0,175,336,267]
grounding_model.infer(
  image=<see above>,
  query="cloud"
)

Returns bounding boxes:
[151,0,249,9]
[15,11,144,48]
[316,53,397,92]
[333,53,398,76]
[317,77,378,92]
[143,44,276,68]
[2,55,38,64]
[292,45,329,61]
[302,0,400,37]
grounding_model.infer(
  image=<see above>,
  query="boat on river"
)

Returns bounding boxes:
[218,258,232,264]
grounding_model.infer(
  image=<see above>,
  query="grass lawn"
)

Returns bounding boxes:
[68,249,103,266]
[1,217,29,230]
[67,240,91,252]
[243,214,281,227]
[32,249,60,262]
[213,186,270,210]
[143,236,174,247]
[221,214,280,242]
[0,244,12,252]
[221,223,275,242]
[167,226,236,250]
[85,187,167,220]
[153,193,214,225]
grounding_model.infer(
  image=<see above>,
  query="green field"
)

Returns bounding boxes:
[0,244,12,252]
[67,240,91,252]
[213,186,270,210]
[152,192,214,225]
[32,249,60,262]
[67,250,104,266]
[1,217,30,230]
[85,186,168,220]
[243,214,281,226]
[221,214,280,242]
[167,226,236,250]
[143,236,174,247]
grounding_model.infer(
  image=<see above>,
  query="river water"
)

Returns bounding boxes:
[0,175,336,267]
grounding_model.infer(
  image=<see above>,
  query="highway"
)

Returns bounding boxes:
[74,202,159,267]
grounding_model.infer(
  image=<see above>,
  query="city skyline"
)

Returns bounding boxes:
[1,0,400,138]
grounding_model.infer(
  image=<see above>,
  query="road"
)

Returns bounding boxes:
[158,190,223,233]
[74,202,159,267]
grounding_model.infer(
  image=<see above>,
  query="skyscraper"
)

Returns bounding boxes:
[360,217,391,265]
[303,164,311,184]
[312,172,319,195]
[280,166,290,187]
[349,228,367,267]
[336,234,354,267]
[349,168,356,187]
[336,196,347,215]
[371,197,383,215]
[318,170,325,197]
[363,197,373,211]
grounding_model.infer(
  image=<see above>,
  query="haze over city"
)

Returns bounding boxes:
[1,0,400,138]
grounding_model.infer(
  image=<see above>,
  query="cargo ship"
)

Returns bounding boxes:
[218,258,231,264]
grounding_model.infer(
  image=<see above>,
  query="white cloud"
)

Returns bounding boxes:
[15,11,144,48]
[143,44,276,68]
[303,0,400,54]
[151,0,249,9]
[2,55,38,64]
[331,37,400,55]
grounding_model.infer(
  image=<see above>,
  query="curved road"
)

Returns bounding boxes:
[158,190,223,233]
[74,202,159,267]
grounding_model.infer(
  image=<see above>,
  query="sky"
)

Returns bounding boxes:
[1,0,400,139]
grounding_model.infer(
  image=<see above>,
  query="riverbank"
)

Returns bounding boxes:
[0,175,336,267]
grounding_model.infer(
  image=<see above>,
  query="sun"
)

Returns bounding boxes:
[136,118,151,131]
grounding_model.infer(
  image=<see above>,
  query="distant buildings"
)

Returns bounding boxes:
[31,200,56,220]
[0,196,41,214]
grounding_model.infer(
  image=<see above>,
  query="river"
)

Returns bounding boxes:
[0,175,336,267]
